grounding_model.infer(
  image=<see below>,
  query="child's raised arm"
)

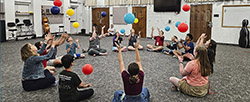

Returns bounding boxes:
[116,43,125,73]
[135,39,143,71]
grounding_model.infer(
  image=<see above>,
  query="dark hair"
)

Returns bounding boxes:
[93,24,97,27]
[187,33,193,41]
[207,39,217,65]
[34,41,41,50]
[161,30,164,35]
[128,62,139,84]
[174,36,178,39]
[208,39,216,56]
[61,54,74,69]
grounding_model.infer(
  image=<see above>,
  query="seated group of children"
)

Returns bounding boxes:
[20,24,217,101]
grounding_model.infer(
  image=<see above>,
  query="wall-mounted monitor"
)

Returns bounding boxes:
[154,0,181,12]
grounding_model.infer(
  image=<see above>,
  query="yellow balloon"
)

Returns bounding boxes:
[73,22,79,28]
[134,18,139,24]
[67,9,74,16]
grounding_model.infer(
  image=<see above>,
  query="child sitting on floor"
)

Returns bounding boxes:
[112,32,127,52]
[162,36,178,55]
[59,54,94,102]
[112,38,150,102]
[66,37,85,58]
[21,33,62,91]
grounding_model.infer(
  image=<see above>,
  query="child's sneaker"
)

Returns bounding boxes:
[147,49,154,52]
[82,49,87,53]
[173,55,177,58]
[162,50,167,53]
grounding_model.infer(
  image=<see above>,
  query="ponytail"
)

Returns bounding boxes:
[129,75,140,84]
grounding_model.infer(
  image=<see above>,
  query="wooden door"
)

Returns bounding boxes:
[190,4,212,42]
[92,8,109,34]
[132,7,146,38]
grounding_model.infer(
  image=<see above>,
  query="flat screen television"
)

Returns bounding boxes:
[154,0,181,12]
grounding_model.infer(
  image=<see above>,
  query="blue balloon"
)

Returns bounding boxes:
[175,22,181,28]
[120,29,125,34]
[165,26,170,31]
[50,6,60,15]
[101,11,106,17]
[124,13,135,24]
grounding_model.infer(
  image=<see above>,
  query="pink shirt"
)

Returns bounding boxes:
[184,60,208,86]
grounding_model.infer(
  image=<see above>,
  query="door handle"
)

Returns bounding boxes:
[208,21,212,28]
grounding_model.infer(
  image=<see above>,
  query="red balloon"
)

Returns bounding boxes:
[82,64,93,75]
[182,4,190,12]
[54,0,62,7]
[178,23,188,33]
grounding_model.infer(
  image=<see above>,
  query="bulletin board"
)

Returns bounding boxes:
[222,5,250,28]
[113,7,127,24]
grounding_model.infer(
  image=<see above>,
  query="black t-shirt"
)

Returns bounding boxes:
[59,70,81,102]
[166,42,177,50]
[113,36,123,47]
[128,35,137,47]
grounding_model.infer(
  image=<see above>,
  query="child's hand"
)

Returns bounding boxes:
[75,38,79,43]
[45,32,52,41]
[87,83,92,87]
[138,31,141,34]
[93,26,96,30]
[178,56,183,63]
[180,39,184,43]
[201,33,207,39]
[102,25,105,29]
[152,27,154,31]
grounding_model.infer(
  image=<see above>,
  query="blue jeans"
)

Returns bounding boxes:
[112,87,150,102]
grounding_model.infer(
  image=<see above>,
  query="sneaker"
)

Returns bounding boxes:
[82,49,87,53]
[173,55,177,58]
[162,50,167,53]
[51,80,59,87]
[147,49,154,52]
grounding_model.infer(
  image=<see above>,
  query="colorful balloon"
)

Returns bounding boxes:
[178,23,188,33]
[73,22,79,28]
[175,22,181,28]
[124,13,135,24]
[67,9,74,16]
[50,6,60,15]
[120,29,125,34]
[101,11,107,17]
[182,4,190,12]
[53,0,62,7]
[134,18,139,24]
[165,26,170,31]
[82,64,93,75]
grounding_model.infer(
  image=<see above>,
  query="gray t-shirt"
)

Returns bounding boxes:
[88,37,100,50]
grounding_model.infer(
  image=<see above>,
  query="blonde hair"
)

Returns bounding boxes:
[194,46,211,77]
[21,43,39,61]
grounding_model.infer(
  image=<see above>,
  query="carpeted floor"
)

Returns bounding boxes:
[1,35,250,102]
